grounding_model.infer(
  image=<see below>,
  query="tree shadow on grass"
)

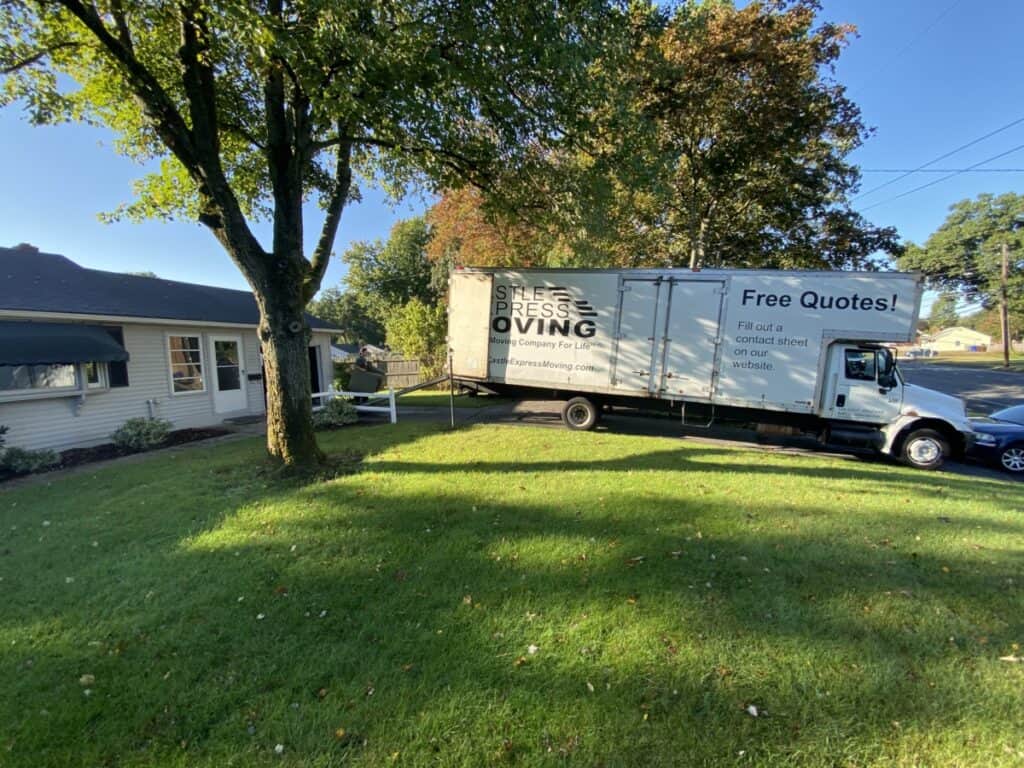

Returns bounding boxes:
[3,442,1023,767]
[2,422,1022,764]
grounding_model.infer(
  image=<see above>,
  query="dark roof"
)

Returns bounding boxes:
[0,321,129,365]
[0,246,340,330]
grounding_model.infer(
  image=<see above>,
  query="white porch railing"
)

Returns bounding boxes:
[312,386,397,424]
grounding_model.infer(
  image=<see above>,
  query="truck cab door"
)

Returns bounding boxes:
[822,345,902,424]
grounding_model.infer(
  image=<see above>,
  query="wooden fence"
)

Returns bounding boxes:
[370,355,421,389]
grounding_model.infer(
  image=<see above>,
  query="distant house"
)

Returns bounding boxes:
[0,244,340,453]
[330,343,360,363]
[921,326,992,353]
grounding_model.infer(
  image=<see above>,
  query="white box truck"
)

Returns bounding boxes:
[448,267,975,470]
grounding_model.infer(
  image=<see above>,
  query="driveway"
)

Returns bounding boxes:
[898,361,1023,413]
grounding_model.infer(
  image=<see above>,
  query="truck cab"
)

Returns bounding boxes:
[820,343,974,469]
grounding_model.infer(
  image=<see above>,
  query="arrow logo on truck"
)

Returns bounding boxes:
[549,286,598,317]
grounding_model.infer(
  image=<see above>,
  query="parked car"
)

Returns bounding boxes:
[969,405,1024,474]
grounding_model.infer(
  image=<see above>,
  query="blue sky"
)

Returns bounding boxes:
[1,0,1022,304]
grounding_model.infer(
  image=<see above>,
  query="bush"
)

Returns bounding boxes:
[0,446,59,475]
[333,361,353,391]
[0,425,7,449]
[111,417,173,452]
[312,397,359,429]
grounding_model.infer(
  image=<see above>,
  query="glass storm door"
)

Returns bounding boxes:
[209,334,247,413]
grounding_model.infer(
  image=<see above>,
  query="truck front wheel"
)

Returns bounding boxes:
[900,428,949,470]
[562,396,599,431]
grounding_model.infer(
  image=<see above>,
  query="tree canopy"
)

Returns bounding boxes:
[427,0,900,271]
[307,287,384,347]
[926,292,960,331]
[1,0,632,464]
[900,193,1024,313]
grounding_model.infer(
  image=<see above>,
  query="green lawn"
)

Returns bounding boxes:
[2,424,1023,767]
[909,352,1024,372]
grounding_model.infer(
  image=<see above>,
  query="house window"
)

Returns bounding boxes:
[0,364,77,393]
[85,362,107,389]
[167,335,205,393]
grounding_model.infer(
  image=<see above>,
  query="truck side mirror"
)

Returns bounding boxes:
[877,349,897,390]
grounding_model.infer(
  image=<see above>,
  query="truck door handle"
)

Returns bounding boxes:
[632,370,649,376]
[836,394,846,407]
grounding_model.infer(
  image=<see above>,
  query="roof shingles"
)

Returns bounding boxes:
[0,247,339,330]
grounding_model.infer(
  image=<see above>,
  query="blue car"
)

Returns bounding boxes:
[970,405,1024,475]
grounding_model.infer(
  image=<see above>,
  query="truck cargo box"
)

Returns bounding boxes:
[449,268,923,416]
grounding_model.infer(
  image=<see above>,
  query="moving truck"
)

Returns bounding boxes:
[448,268,975,470]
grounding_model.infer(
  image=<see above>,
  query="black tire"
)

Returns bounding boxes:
[998,443,1024,474]
[561,396,599,431]
[900,428,949,470]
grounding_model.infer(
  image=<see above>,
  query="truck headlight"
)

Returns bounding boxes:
[974,433,997,447]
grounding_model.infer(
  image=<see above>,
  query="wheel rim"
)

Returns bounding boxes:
[567,404,591,426]
[908,437,941,465]
[1001,447,1024,472]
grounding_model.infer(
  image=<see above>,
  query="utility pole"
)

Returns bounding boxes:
[1001,241,1010,369]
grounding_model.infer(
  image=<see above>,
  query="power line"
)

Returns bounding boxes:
[852,0,964,95]
[862,168,1024,173]
[852,115,1024,201]
[859,143,1024,212]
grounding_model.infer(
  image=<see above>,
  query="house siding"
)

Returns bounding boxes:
[0,321,336,453]
[1,323,259,452]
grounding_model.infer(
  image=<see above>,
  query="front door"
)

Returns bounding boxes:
[209,335,247,413]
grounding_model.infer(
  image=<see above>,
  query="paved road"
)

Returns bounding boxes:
[898,361,1023,414]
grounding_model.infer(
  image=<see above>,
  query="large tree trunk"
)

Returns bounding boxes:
[254,271,324,467]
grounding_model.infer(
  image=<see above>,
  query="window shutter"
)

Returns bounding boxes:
[105,327,130,388]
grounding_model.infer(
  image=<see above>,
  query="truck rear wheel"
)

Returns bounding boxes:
[900,428,949,470]
[562,396,599,431]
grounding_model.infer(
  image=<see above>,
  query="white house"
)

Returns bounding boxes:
[921,326,992,353]
[0,244,340,452]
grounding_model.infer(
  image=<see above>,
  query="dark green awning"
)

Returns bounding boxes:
[0,321,129,365]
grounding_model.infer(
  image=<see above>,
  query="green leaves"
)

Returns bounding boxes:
[900,192,1024,311]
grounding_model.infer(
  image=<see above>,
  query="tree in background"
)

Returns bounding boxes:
[307,288,384,347]
[384,298,447,379]
[425,1,899,271]
[1,0,629,465]
[325,216,447,372]
[927,292,960,331]
[610,0,899,269]
[343,218,437,322]
[901,193,1024,364]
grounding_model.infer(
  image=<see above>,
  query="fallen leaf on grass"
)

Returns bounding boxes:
[999,655,1022,663]
[527,644,539,655]
[625,555,645,567]
[79,674,95,686]
[745,704,759,717]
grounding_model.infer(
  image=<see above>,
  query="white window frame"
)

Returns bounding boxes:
[165,332,207,396]
[0,362,81,402]
[84,361,108,390]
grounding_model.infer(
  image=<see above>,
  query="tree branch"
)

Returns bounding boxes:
[1,42,82,74]
[305,134,353,302]
[56,0,197,168]
[109,0,133,52]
